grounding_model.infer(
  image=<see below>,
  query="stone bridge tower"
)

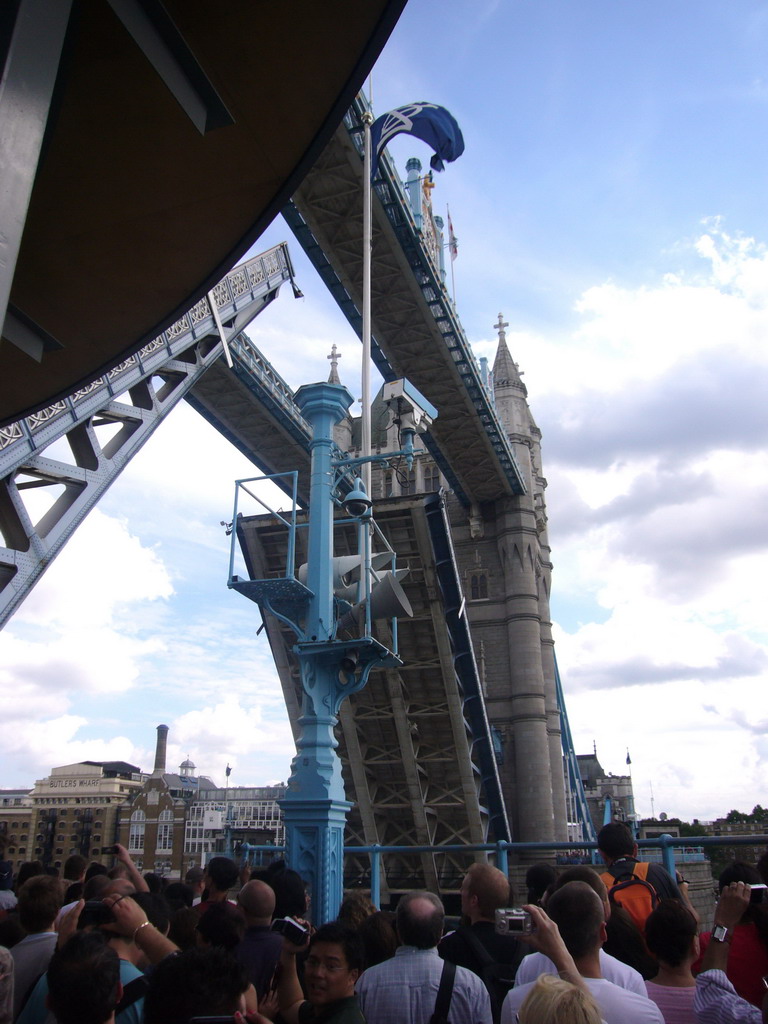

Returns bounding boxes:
[444,315,568,843]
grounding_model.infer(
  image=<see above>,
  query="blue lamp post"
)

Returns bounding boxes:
[283,381,364,923]
[229,377,436,922]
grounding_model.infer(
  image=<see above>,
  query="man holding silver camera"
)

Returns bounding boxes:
[438,864,524,1022]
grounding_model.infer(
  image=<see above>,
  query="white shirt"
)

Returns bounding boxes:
[502,976,664,1024]
[515,949,647,996]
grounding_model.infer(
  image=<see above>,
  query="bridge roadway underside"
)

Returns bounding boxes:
[236,494,502,899]
[187,343,312,503]
[289,118,517,507]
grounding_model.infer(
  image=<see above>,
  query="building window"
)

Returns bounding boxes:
[470,573,488,600]
[129,809,145,853]
[423,464,440,492]
[401,469,417,496]
[156,809,173,852]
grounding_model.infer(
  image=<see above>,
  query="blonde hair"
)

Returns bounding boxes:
[518,974,602,1024]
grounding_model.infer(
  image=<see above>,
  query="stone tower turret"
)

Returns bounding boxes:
[461,314,568,843]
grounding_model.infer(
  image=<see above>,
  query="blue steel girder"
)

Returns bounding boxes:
[285,93,526,507]
[0,244,298,629]
[556,653,597,843]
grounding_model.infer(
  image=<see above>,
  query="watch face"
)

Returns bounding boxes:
[713,925,729,942]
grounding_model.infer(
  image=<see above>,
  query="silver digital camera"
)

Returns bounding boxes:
[495,907,535,935]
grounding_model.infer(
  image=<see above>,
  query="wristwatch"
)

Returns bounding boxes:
[712,924,731,943]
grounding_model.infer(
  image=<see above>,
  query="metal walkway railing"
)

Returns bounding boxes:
[239,832,768,909]
[0,245,293,477]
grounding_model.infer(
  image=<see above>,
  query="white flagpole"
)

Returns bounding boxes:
[361,111,373,497]
[447,204,457,307]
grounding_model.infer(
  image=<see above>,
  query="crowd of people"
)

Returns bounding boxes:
[0,822,767,1024]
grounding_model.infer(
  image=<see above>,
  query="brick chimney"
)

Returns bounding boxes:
[153,724,169,775]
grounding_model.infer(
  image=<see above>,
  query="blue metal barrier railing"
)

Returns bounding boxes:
[237,833,768,907]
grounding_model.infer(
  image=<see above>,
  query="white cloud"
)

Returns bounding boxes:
[0,509,174,784]
[169,696,294,786]
[2,510,170,703]
[525,223,768,820]
[16,508,173,629]
[0,713,147,781]
[468,222,768,406]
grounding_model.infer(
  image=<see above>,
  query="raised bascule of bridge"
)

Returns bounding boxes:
[1,74,594,900]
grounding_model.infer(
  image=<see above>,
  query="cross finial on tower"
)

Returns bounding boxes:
[327,343,341,384]
[494,313,509,343]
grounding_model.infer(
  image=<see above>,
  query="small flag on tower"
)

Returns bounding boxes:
[370,102,465,179]
[225,763,232,778]
[626,750,632,766]
[447,205,458,261]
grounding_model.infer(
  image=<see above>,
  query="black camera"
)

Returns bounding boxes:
[78,901,116,928]
[271,916,309,945]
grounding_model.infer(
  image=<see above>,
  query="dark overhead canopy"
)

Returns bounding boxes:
[0,0,406,427]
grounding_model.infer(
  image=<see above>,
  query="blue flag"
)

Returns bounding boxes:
[370,102,464,179]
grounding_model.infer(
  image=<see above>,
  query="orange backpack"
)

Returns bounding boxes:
[600,861,660,934]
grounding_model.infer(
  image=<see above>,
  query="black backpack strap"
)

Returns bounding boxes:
[116,974,149,1013]
[457,926,495,967]
[430,958,456,1024]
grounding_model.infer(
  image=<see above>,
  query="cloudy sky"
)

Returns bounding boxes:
[3,0,768,826]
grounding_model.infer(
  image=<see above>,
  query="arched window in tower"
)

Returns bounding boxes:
[129,809,145,852]
[401,468,417,496]
[384,472,394,498]
[491,726,504,765]
[423,463,440,492]
[470,573,488,601]
[156,808,173,852]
